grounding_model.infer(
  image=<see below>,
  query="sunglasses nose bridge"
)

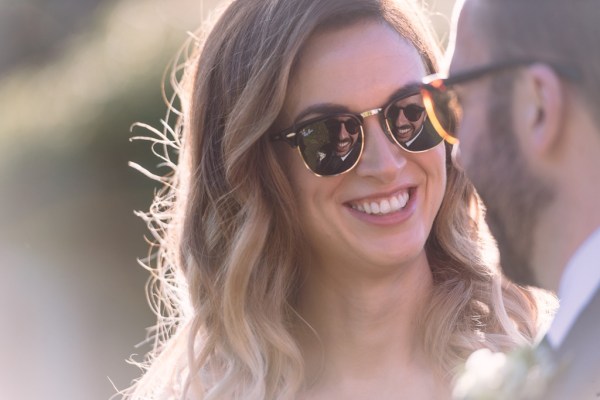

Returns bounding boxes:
[359,107,383,119]
[358,107,392,140]
[357,107,399,149]
[354,113,408,180]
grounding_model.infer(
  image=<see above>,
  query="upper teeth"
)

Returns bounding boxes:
[351,191,410,215]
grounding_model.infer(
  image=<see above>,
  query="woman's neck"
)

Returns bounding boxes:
[294,253,448,399]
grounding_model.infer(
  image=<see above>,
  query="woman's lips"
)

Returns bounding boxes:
[348,188,414,216]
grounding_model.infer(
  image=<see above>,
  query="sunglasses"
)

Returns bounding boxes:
[271,88,444,176]
[420,60,581,144]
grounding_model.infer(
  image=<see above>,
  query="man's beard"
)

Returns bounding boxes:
[468,76,554,288]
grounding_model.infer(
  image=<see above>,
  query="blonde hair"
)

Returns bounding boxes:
[122,0,554,399]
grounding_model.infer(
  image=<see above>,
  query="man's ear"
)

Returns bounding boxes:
[521,64,564,156]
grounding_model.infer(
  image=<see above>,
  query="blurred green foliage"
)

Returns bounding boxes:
[0,0,218,398]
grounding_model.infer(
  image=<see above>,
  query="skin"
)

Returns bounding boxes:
[447,0,600,291]
[278,20,448,399]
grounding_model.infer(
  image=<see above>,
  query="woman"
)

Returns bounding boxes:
[124,0,552,398]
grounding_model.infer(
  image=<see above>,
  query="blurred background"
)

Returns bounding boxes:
[0,0,455,399]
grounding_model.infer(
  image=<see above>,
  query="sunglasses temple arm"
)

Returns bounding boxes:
[271,131,298,147]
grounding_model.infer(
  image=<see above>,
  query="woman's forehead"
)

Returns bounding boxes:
[284,20,425,119]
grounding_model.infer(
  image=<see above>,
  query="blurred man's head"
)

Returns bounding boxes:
[444,0,600,289]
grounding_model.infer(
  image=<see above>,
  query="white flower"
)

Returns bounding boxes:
[453,345,555,400]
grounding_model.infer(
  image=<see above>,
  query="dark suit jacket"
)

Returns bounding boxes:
[315,146,359,176]
[543,287,600,399]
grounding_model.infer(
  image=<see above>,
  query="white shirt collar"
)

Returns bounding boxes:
[546,226,600,348]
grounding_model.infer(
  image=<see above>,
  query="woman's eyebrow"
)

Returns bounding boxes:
[294,82,420,124]
[293,82,421,124]
[293,103,349,124]
[385,82,421,103]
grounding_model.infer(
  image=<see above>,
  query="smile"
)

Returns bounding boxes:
[349,189,411,215]
[397,125,414,136]
[336,139,352,153]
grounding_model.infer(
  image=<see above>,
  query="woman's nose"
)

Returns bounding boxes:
[354,117,407,181]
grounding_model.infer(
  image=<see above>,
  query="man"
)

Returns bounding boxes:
[315,120,361,175]
[423,0,600,398]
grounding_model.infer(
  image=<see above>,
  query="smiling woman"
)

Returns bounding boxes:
[120,0,554,399]
[277,21,446,273]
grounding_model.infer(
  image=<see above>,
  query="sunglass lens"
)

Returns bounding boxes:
[403,104,425,122]
[385,93,444,152]
[344,118,360,135]
[422,86,460,144]
[297,116,363,176]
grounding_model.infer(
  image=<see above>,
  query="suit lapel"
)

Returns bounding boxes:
[544,288,600,399]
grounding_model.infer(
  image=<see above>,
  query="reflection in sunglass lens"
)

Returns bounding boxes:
[384,94,444,152]
[343,118,360,135]
[298,116,363,176]
[403,104,425,122]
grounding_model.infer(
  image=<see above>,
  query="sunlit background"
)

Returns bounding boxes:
[0,0,455,398]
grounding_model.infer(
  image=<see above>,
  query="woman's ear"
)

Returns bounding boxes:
[522,64,564,157]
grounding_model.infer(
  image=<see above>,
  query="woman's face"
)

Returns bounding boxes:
[279,20,446,272]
